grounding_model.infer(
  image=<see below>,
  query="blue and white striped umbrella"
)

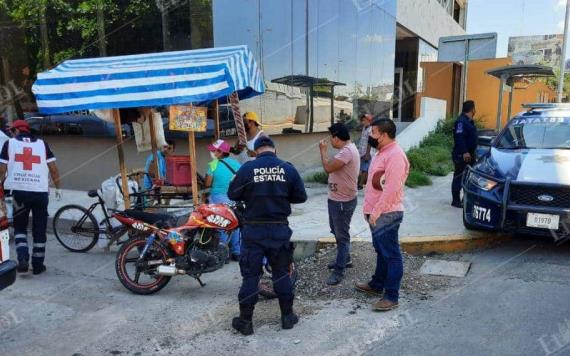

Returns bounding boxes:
[32,45,265,115]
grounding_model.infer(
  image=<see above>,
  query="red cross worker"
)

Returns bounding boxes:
[0,119,61,275]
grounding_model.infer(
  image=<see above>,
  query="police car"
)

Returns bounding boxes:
[463,103,570,239]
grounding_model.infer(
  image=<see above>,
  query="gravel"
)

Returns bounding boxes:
[295,242,453,302]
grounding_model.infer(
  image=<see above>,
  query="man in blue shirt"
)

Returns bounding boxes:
[451,100,478,208]
[228,136,307,336]
[143,139,175,189]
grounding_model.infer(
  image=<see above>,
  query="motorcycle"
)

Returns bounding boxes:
[113,203,297,296]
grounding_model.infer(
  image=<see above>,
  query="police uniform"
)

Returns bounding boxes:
[0,132,56,273]
[228,136,307,335]
[451,112,477,205]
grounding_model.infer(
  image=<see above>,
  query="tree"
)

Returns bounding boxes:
[542,67,570,102]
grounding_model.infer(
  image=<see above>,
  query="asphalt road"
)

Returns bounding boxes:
[366,238,570,356]
[1,235,570,355]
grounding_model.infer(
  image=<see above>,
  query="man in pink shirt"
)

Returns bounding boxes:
[319,123,360,285]
[355,118,409,311]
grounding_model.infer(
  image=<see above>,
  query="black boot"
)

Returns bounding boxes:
[451,191,462,208]
[232,304,254,336]
[279,298,299,330]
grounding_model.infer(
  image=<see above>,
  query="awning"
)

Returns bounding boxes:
[271,75,345,88]
[32,45,265,114]
[486,64,554,85]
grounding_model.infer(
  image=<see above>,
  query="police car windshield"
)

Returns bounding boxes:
[496,117,570,149]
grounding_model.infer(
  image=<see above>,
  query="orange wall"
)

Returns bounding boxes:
[417,62,455,118]
[420,58,557,129]
[465,58,511,129]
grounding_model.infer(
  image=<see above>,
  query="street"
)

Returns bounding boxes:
[1,234,569,355]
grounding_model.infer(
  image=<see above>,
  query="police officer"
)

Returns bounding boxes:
[451,100,478,208]
[0,119,61,274]
[228,136,307,336]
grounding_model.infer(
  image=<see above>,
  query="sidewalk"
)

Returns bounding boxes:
[46,174,465,241]
[289,174,466,242]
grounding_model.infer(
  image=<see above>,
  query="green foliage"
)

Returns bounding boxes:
[406,170,432,188]
[405,117,455,187]
[305,171,329,184]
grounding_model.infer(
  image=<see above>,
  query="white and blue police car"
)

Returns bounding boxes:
[463,103,570,239]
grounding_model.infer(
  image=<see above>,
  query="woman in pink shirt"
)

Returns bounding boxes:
[355,118,409,312]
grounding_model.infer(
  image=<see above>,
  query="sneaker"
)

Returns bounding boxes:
[354,281,383,297]
[281,313,299,330]
[232,317,254,336]
[32,265,47,275]
[327,258,353,270]
[372,298,399,312]
[326,273,343,286]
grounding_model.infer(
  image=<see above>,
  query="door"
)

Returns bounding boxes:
[393,67,404,121]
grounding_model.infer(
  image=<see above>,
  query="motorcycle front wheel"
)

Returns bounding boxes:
[115,236,172,295]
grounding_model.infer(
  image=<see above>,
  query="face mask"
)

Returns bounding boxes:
[368,136,379,149]
[210,152,217,160]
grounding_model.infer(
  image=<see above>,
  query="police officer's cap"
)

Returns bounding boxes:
[254,136,275,151]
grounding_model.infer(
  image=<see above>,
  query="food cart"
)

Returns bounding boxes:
[31,45,265,208]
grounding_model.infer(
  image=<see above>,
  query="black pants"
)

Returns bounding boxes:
[238,224,294,308]
[13,191,49,267]
[452,160,471,201]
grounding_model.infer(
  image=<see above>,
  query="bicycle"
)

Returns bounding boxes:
[52,188,133,252]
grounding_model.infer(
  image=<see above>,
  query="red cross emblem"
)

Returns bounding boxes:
[15,147,41,171]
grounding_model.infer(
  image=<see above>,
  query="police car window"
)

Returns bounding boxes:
[497,117,570,149]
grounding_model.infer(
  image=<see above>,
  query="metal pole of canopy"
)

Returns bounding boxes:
[113,109,131,209]
[507,82,514,122]
[495,76,505,131]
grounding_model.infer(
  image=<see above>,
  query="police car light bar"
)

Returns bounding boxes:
[522,103,570,110]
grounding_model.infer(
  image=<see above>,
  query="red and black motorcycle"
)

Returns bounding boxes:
[113,203,297,296]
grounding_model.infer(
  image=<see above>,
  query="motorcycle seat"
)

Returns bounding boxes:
[122,209,175,226]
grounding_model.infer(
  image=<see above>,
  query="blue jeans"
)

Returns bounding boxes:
[209,193,240,256]
[328,198,357,276]
[368,211,404,303]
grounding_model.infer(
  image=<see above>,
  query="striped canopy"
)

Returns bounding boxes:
[32,45,265,114]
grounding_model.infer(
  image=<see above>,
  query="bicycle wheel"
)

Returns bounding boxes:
[53,204,99,253]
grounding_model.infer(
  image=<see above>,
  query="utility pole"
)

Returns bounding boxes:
[558,0,570,102]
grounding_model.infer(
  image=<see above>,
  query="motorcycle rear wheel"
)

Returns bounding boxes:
[115,236,172,295]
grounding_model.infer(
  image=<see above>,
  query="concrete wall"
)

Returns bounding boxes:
[397,97,447,151]
[50,132,330,191]
[396,0,466,47]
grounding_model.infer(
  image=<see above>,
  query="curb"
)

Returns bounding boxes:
[292,232,511,259]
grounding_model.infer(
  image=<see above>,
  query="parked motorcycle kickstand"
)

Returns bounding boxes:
[193,274,206,287]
